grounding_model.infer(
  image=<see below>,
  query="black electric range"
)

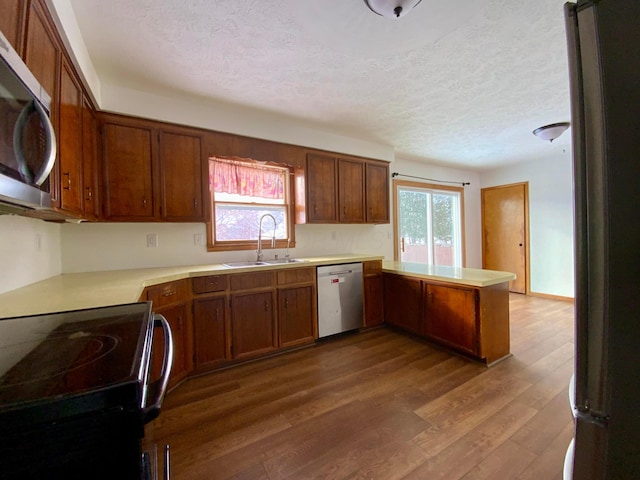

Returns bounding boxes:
[0,302,173,480]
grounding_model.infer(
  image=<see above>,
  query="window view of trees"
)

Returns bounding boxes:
[397,184,462,267]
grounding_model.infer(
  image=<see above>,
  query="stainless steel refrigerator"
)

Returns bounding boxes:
[565,1,640,478]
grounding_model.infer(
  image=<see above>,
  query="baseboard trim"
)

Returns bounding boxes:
[527,291,574,303]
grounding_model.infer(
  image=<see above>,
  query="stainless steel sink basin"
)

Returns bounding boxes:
[263,258,306,265]
[223,261,269,268]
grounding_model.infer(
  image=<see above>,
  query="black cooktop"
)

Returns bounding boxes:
[0,302,153,415]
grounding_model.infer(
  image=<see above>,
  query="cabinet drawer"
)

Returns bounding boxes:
[192,275,228,294]
[276,267,315,286]
[230,271,275,291]
[146,279,188,307]
[363,260,382,275]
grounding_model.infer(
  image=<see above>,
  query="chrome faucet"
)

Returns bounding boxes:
[257,214,277,261]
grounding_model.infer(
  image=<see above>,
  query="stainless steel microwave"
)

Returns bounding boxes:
[0,30,56,212]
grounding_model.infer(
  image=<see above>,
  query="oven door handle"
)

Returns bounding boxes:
[143,314,174,423]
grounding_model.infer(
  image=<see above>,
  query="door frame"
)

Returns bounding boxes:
[480,181,530,294]
[393,179,466,266]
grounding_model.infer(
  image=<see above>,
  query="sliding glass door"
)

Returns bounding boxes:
[395,182,464,267]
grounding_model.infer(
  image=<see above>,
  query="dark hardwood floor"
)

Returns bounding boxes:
[152,294,575,479]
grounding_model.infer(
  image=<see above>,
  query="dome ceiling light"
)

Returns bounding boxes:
[532,122,571,142]
[363,0,424,19]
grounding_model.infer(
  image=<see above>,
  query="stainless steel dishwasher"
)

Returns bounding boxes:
[317,263,363,338]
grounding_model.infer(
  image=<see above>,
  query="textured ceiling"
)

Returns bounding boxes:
[68,0,572,170]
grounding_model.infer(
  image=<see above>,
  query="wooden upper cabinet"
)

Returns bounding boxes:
[338,158,365,223]
[299,153,389,225]
[365,162,390,223]
[0,0,26,53]
[23,0,61,203]
[82,96,98,220]
[159,129,205,221]
[102,119,157,220]
[58,58,84,215]
[306,153,337,223]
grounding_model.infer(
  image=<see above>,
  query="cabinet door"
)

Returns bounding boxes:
[364,274,384,327]
[306,153,337,223]
[0,0,25,52]
[424,283,478,355]
[23,0,60,203]
[365,162,390,223]
[153,303,190,388]
[231,291,276,359]
[193,297,228,369]
[278,286,315,348]
[383,274,422,335]
[338,158,365,223]
[82,97,98,220]
[58,58,84,215]
[102,121,156,220]
[159,130,204,221]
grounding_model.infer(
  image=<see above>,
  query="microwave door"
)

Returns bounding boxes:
[13,99,56,186]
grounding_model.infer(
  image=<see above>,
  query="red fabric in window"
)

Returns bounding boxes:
[210,158,284,199]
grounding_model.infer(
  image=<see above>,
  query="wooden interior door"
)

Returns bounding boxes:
[481,183,528,293]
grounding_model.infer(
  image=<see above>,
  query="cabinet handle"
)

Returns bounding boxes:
[143,198,147,208]
[264,301,269,312]
[85,187,92,200]
[194,198,198,210]
[63,172,71,190]
[284,297,289,309]
[164,444,171,480]
[313,204,317,214]
[162,291,177,297]
[215,307,220,321]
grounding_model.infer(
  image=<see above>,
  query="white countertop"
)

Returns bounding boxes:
[382,261,516,287]
[0,255,382,318]
[0,256,514,318]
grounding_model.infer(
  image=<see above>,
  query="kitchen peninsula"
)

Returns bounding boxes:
[0,256,515,387]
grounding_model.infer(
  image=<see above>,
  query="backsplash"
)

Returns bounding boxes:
[60,222,394,273]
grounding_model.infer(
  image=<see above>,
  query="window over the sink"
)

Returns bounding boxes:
[207,157,295,251]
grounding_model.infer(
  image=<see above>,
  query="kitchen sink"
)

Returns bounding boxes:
[263,258,306,265]
[223,261,269,268]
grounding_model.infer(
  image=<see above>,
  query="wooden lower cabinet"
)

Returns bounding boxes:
[363,261,384,327]
[383,273,422,335]
[382,272,510,364]
[154,302,190,389]
[278,285,315,347]
[193,296,228,369]
[424,283,478,355]
[231,291,277,359]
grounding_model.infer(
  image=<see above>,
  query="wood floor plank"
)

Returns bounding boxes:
[152,294,575,480]
[404,400,539,480]
[458,440,537,480]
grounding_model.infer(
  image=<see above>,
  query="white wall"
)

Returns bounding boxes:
[480,154,574,297]
[0,216,61,294]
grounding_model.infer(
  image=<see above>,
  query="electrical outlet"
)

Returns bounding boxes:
[146,233,158,248]
[194,233,204,246]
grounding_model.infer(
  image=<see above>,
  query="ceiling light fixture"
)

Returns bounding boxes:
[532,122,571,142]
[363,0,423,19]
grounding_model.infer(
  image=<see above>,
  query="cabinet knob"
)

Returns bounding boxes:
[63,172,71,190]
[85,187,92,200]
